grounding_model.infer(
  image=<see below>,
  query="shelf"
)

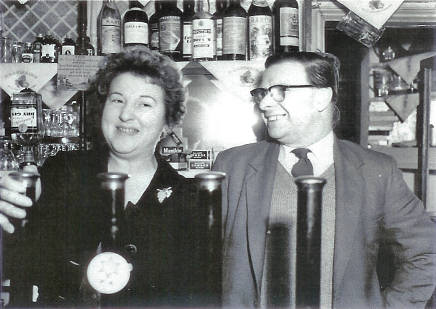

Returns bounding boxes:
[370,145,436,170]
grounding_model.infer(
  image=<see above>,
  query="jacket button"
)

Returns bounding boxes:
[124,244,137,254]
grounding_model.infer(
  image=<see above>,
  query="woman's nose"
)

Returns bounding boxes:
[119,103,135,121]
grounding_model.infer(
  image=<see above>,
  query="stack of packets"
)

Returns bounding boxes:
[161,146,188,171]
[188,150,213,171]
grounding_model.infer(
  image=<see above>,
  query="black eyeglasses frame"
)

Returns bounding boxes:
[250,84,316,104]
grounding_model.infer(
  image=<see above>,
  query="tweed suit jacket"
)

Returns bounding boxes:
[212,138,436,309]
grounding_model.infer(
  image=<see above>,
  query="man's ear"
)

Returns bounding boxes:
[315,87,333,112]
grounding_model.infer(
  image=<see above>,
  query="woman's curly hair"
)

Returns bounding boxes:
[86,46,186,148]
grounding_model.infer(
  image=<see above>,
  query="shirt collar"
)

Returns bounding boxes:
[279,130,334,176]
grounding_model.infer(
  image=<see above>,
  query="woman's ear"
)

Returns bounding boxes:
[315,87,333,112]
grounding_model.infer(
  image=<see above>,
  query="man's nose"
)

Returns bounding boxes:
[257,93,276,111]
[119,103,135,121]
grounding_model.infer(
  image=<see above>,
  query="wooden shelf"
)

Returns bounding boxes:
[370,145,436,170]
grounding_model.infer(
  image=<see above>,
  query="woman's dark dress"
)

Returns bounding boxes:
[5,150,200,307]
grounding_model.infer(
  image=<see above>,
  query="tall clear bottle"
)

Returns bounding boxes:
[123,0,148,47]
[222,0,247,60]
[192,0,215,61]
[273,0,299,53]
[182,0,195,61]
[97,0,121,56]
[213,0,227,60]
[159,0,182,61]
[248,0,272,60]
[149,0,162,51]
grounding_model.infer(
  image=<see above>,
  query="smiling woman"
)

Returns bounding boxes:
[0,46,205,307]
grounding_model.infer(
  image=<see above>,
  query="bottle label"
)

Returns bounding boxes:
[124,22,149,44]
[62,45,75,55]
[216,19,223,56]
[10,106,37,133]
[159,16,181,52]
[41,44,55,58]
[252,0,269,6]
[249,15,272,60]
[192,19,215,59]
[21,53,34,63]
[279,7,299,46]
[101,17,121,54]
[86,48,95,56]
[223,16,246,55]
[183,23,193,57]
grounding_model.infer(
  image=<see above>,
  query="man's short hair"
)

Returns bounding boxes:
[264,51,340,105]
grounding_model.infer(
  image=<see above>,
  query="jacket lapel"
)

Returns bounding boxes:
[333,139,365,294]
[244,141,280,300]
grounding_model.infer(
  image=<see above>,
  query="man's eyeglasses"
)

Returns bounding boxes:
[250,85,315,105]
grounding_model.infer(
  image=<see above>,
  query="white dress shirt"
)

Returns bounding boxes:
[278,131,335,177]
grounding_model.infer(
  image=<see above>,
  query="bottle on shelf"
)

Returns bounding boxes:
[123,0,148,47]
[76,34,95,56]
[248,0,272,60]
[40,32,61,63]
[159,0,182,61]
[213,0,227,60]
[21,42,34,63]
[61,35,76,55]
[192,0,215,61]
[182,0,195,61]
[149,0,163,51]
[222,0,247,60]
[97,0,121,56]
[32,33,44,63]
[273,0,299,53]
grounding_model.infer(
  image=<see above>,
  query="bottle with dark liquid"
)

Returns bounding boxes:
[248,0,272,60]
[222,0,247,60]
[149,0,162,51]
[213,0,227,60]
[76,1,95,56]
[61,36,76,55]
[41,32,61,63]
[182,0,195,60]
[192,0,215,61]
[97,0,121,55]
[123,0,148,47]
[273,0,299,53]
[32,33,43,63]
[159,0,182,61]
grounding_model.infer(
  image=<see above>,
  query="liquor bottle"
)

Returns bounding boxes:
[273,0,299,53]
[159,0,182,61]
[123,0,149,47]
[149,0,162,51]
[40,33,61,63]
[32,33,43,63]
[213,0,227,60]
[21,42,34,63]
[192,0,215,61]
[76,34,95,56]
[76,1,95,56]
[182,0,195,60]
[248,0,272,60]
[222,0,247,60]
[61,36,76,55]
[97,0,121,56]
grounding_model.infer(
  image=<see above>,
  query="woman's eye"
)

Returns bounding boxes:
[112,99,123,104]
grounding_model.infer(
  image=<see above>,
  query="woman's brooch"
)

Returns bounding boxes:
[157,187,173,203]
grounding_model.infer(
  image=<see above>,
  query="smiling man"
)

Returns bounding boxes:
[212,52,436,309]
